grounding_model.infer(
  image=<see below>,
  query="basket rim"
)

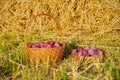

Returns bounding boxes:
[70,54,103,58]
[25,42,65,49]
[26,46,64,49]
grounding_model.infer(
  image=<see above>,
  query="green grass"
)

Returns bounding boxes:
[0,32,120,80]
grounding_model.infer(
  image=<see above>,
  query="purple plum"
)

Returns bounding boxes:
[36,42,43,48]
[35,43,40,48]
[47,41,54,45]
[42,43,48,48]
[46,44,52,48]
[88,48,95,56]
[82,50,88,56]
[92,47,97,51]
[72,49,77,55]
[53,42,61,47]
[27,43,33,48]
[97,50,103,57]
[47,41,54,48]
[77,47,83,52]
[32,44,37,48]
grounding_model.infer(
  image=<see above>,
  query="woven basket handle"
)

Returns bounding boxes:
[24,13,63,47]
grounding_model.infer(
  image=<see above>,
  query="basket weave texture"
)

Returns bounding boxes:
[24,13,65,64]
[69,54,103,63]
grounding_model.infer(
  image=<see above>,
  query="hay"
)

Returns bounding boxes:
[0,0,120,45]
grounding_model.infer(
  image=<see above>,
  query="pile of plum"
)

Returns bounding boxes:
[27,41,62,48]
[72,46,103,57]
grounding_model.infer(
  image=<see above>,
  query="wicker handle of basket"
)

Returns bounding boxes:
[24,13,63,47]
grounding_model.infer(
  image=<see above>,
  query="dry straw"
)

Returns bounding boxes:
[24,13,65,64]
[0,0,119,43]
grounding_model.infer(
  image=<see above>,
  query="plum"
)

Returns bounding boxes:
[42,43,48,48]
[47,41,54,48]
[47,41,54,45]
[92,47,97,52]
[97,50,103,57]
[82,50,88,56]
[53,42,61,47]
[35,43,40,48]
[88,48,95,56]
[36,42,43,48]
[27,43,33,48]
[32,44,37,48]
[77,47,83,52]
[46,44,53,48]
[72,49,77,55]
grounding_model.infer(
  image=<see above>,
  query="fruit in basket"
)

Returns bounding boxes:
[97,49,103,57]
[35,43,40,48]
[37,42,42,48]
[77,47,83,52]
[46,44,52,48]
[47,41,54,45]
[71,46,103,57]
[92,47,97,51]
[27,43,33,48]
[82,50,88,56]
[40,42,47,48]
[27,41,62,48]
[32,44,37,48]
[72,49,77,55]
[88,48,95,56]
[53,42,61,47]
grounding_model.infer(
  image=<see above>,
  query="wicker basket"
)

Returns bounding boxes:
[24,13,65,64]
[69,54,103,63]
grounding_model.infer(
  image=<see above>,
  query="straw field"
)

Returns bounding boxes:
[0,0,120,80]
